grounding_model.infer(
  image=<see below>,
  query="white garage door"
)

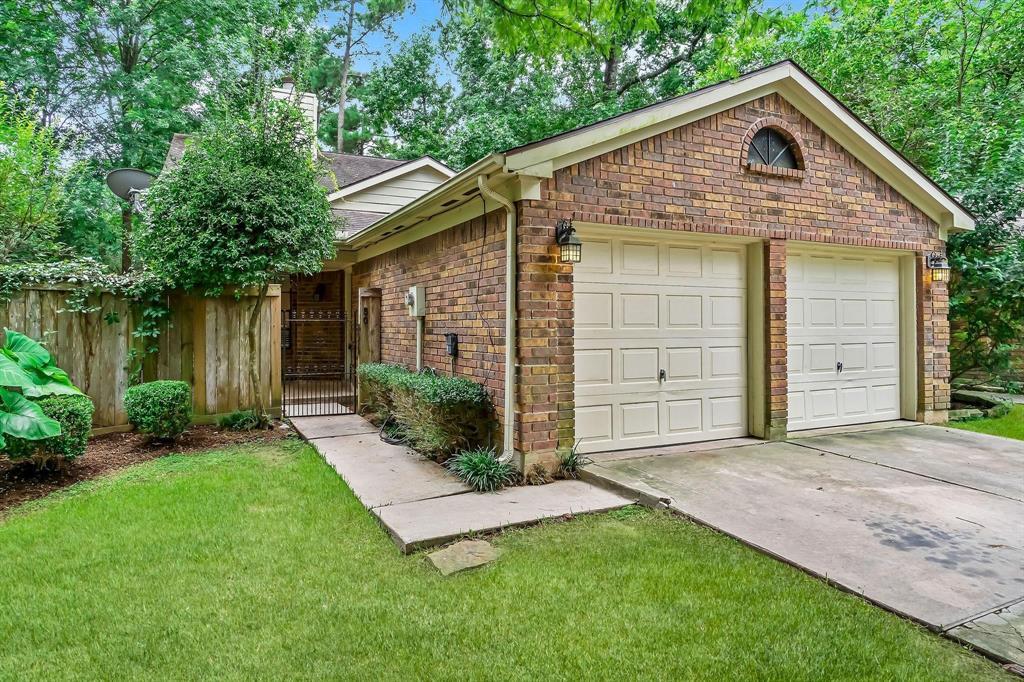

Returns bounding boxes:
[573,231,748,454]
[787,249,901,430]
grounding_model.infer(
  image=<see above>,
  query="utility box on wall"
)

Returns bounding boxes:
[406,286,426,317]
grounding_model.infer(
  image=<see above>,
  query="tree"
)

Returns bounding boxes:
[0,94,67,263]
[322,0,409,152]
[0,0,322,266]
[711,0,1024,383]
[444,0,775,98]
[139,84,337,418]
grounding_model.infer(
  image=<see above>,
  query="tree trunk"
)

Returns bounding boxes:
[248,281,271,421]
[121,205,132,272]
[337,0,357,153]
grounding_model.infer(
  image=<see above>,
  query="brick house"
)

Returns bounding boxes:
[167,62,975,471]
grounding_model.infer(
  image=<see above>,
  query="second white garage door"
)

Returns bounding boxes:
[787,248,902,430]
[573,230,748,453]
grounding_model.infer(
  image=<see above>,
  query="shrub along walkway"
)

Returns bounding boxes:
[290,415,632,552]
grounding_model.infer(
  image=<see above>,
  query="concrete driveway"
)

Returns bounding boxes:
[584,424,1024,665]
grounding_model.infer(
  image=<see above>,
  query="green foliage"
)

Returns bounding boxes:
[1,329,80,398]
[0,93,67,263]
[356,363,495,459]
[558,446,591,480]
[217,410,267,431]
[356,363,405,418]
[3,394,94,468]
[124,380,192,440]
[0,328,82,448]
[446,447,517,492]
[140,73,336,416]
[139,91,336,296]
[703,0,1024,383]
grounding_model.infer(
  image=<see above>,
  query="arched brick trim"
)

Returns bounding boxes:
[743,117,806,178]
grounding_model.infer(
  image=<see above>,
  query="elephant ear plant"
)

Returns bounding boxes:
[0,328,82,449]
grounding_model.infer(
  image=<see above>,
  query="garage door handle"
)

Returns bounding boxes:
[659,369,666,382]
[837,361,843,374]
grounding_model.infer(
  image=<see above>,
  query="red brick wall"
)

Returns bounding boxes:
[284,271,345,370]
[516,93,949,455]
[351,210,508,431]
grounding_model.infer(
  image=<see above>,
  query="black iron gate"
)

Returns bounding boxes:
[281,308,356,418]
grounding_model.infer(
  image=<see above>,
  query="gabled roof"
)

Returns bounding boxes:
[320,152,408,189]
[325,156,454,203]
[499,60,974,232]
[343,60,974,253]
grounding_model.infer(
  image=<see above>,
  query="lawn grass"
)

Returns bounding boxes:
[0,440,1009,680]
[949,404,1024,441]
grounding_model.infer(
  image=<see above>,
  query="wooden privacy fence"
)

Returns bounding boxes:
[0,285,282,432]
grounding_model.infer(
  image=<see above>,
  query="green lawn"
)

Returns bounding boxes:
[0,441,1008,681]
[950,404,1024,441]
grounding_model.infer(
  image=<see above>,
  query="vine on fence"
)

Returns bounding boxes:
[0,258,171,384]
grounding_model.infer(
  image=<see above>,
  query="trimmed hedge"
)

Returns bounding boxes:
[124,380,193,440]
[357,363,494,460]
[2,394,94,468]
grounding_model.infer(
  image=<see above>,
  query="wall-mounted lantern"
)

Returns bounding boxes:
[555,217,582,264]
[927,252,951,282]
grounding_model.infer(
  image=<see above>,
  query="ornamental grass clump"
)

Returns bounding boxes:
[446,448,517,492]
[124,380,192,440]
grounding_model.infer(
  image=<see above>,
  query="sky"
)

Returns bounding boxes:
[331,0,798,76]
[326,0,447,75]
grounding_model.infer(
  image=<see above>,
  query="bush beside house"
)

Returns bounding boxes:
[357,363,495,461]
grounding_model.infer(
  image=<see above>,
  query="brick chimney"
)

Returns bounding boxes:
[272,77,319,154]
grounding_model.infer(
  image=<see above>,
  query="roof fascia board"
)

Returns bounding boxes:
[504,62,973,234]
[503,67,788,173]
[326,156,456,202]
[347,174,523,261]
[781,70,973,232]
[341,155,504,250]
[352,200,486,262]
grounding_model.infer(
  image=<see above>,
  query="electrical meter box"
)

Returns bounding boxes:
[405,285,426,317]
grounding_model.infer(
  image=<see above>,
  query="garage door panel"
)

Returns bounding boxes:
[574,233,747,453]
[575,388,748,452]
[788,249,901,431]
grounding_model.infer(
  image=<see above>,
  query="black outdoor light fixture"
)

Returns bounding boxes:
[555,216,582,264]
[927,252,951,282]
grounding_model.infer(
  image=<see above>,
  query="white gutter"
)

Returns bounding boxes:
[476,174,518,462]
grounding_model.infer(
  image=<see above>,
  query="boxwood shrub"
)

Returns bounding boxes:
[357,363,494,460]
[2,394,94,468]
[357,363,406,419]
[124,380,192,440]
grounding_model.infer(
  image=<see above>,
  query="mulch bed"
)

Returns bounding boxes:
[0,424,292,514]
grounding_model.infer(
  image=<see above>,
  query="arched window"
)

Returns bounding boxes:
[747,127,800,170]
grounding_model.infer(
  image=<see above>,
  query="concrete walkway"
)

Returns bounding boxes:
[290,414,632,552]
[582,424,1024,668]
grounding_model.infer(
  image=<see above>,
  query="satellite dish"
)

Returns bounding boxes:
[105,168,156,201]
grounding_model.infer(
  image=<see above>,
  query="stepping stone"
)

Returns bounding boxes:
[427,540,500,576]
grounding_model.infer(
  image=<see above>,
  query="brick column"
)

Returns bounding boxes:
[514,202,574,472]
[917,252,950,423]
[766,238,788,439]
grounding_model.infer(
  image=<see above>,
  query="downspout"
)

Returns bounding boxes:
[477,174,517,462]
